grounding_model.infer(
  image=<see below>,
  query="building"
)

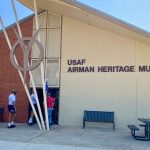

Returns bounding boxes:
[0,15,33,123]
[1,0,150,129]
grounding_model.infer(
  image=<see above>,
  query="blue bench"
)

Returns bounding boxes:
[83,110,115,130]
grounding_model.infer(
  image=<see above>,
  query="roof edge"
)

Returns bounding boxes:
[63,0,150,38]
[0,14,34,33]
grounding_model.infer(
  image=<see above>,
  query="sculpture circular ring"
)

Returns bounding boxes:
[10,37,44,71]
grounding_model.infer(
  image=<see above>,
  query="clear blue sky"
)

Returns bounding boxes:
[0,0,150,32]
[0,0,33,28]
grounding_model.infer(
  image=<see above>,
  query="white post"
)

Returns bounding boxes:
[0,17,42,131]
[33,0,49,131]
[11,0,45,131]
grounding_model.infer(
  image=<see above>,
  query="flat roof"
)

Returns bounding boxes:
[17,0,150,44]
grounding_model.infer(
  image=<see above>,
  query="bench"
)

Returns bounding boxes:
[127,125,139,137]
[83,110,115,130]
[139,124,150,137]
[0,107,4,122]
[128,124,150,141]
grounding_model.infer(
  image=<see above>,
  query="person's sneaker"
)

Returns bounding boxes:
[7,126,12,129]
[11,125,16,128]
[28,122,32,126]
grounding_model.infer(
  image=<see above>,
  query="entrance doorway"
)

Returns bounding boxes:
[29,88,59,125]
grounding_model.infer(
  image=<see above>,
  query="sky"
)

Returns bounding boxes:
[0,0,150,32]
[0,0,33,28]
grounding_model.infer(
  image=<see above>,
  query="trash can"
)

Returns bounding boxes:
[0,107,4,122]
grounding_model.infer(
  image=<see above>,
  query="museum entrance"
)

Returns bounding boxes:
[28,88,59,125]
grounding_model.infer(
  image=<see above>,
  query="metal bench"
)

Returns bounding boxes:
[127,125,139,137]
[83,110,115,130]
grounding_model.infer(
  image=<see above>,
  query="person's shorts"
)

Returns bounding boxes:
[8,105,15,113]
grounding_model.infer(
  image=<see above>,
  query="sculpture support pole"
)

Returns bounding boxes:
[33,0,49,131]
[0,17,42,131]
[11,0,45,131]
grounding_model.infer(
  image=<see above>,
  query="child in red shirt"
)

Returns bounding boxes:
[46,93,55,127]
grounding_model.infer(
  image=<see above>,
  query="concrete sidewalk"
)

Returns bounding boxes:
[0,141,104,150]
[0,123,150,150]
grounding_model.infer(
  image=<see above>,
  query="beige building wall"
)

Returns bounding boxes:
[136,42,150,121]
[59,16,150,129]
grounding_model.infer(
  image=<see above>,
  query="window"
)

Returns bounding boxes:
[32,29,46,58]
[46,29,61,58]
[46,59,60,87]
[47,13,61,28]
[31,59,45,87]
[33,12,47,29]
[31,12,61,87]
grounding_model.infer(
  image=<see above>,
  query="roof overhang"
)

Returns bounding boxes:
[17,0,150,44]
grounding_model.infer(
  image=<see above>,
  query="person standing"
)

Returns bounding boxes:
[46,92,55,127]
[7,90,16,128]
[28,89,37,126]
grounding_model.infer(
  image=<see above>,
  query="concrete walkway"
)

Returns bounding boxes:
[0,141,104,150]
[0,123,150,150]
